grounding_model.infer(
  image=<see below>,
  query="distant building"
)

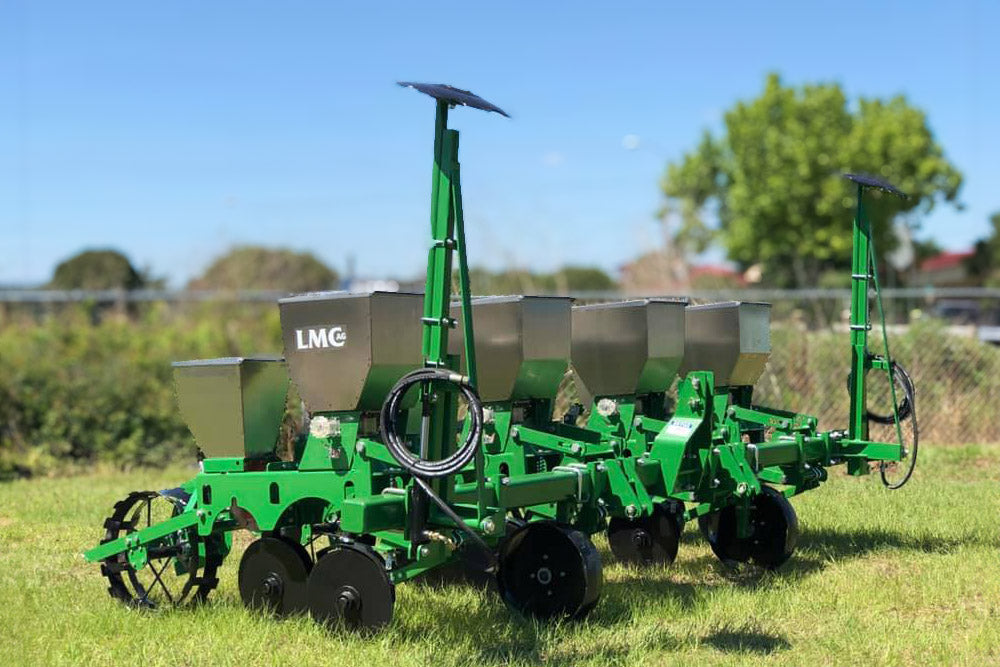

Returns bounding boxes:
[619,249,744,293]
[916,250,975,287]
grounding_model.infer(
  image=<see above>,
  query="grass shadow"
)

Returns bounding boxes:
[702,627,791,654]
[786,525,994,575]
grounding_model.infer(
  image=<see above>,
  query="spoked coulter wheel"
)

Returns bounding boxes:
[698,486,799,570]
[497,521,602,621]
[607,502,680,566]
[238,535,313,616]
[307,543,395,632]
[99,491,222,608]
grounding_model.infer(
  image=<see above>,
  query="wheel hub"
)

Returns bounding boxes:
[336,586,360,613]
[261,573,283,600]
[630,528,652,549]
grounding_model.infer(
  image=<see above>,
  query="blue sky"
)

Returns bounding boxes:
[1,1,997,287]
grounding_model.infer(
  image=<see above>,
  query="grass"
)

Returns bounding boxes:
[1,445,998,666]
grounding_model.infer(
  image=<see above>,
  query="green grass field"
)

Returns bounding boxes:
[1,445,998,666]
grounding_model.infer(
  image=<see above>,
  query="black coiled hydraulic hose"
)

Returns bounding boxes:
[871,361,917,489]
[379,368,496,569]
[866,361,916,425]
[379,368,484,477]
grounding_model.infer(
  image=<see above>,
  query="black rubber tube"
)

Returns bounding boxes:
[379,368,484,478]
[378,368,495,569]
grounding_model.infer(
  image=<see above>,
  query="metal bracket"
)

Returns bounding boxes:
[552,464,588,503]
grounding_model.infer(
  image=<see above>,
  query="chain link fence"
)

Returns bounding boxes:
[3,289,998,451]
[559,292,1000,446]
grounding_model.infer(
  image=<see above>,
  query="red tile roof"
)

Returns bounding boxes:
[920,251,974,272]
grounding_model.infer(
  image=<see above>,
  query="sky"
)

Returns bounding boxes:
[1,1,998,287]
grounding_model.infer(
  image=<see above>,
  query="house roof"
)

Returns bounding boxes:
[920,250,974,272]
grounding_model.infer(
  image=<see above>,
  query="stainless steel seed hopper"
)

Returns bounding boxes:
[449,296,572,403]
[278,291,424,412]
[679,301,771,387]
[571,299,687,397]
[172,356,288,459]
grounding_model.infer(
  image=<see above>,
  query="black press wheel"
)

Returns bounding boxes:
[698,486,798,570]
[607,503,680,566]
[238,535,313,616]
[497,521,602,621]
[307,543,395,632]
[99,490,223,609]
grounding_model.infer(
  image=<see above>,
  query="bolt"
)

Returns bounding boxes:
[419,545,431,558]
[511,427,520,439]
[727,407,736,417]
[634,417,643,428]
[736,482,748,496]
[356,442,366,455]
[481,518,496,534]
[713,447,720,455]
[596,463,607,473]
[501,477,510,486]
[570,443,583,455]
[691,377,700,390]
[625,504,638,518]
[711,478,720,488]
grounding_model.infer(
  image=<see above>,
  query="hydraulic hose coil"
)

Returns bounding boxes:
[379,368,484,478]
[866,361,916,425]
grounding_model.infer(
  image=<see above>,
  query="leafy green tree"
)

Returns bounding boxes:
[49,249,145,290]
[190,246,338,292]
[967,212,1000,284]
[466,265,616,294]
[662,74,962,287]
[549,266,617,292]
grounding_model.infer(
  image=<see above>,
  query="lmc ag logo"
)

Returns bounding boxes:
[295,326,347,350]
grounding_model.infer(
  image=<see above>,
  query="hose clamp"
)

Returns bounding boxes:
[553,464,588,504]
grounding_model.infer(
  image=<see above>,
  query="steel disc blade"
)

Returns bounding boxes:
[607,505,679,566]
[700,505,752,566]
[497,521,602,620]
[307,545,394,632]
[749,486,799,570]
[238,536,312,616]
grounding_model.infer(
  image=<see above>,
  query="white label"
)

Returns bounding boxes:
[295,326,347,350]
[665,418,698,437]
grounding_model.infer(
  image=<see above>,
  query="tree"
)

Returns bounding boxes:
[549,266,617,292]
[190,246,338,292]
[466,265,617,295]
[661,74,962,287]
[967,211,1000,284]
[49,249,145,290]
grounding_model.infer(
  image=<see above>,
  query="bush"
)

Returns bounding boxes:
[2,307,996,480]
[49,249,146,290]
[0,303,284,479]
[189,246,338,292]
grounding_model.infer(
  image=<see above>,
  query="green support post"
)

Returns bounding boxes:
[848,182,871,446]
